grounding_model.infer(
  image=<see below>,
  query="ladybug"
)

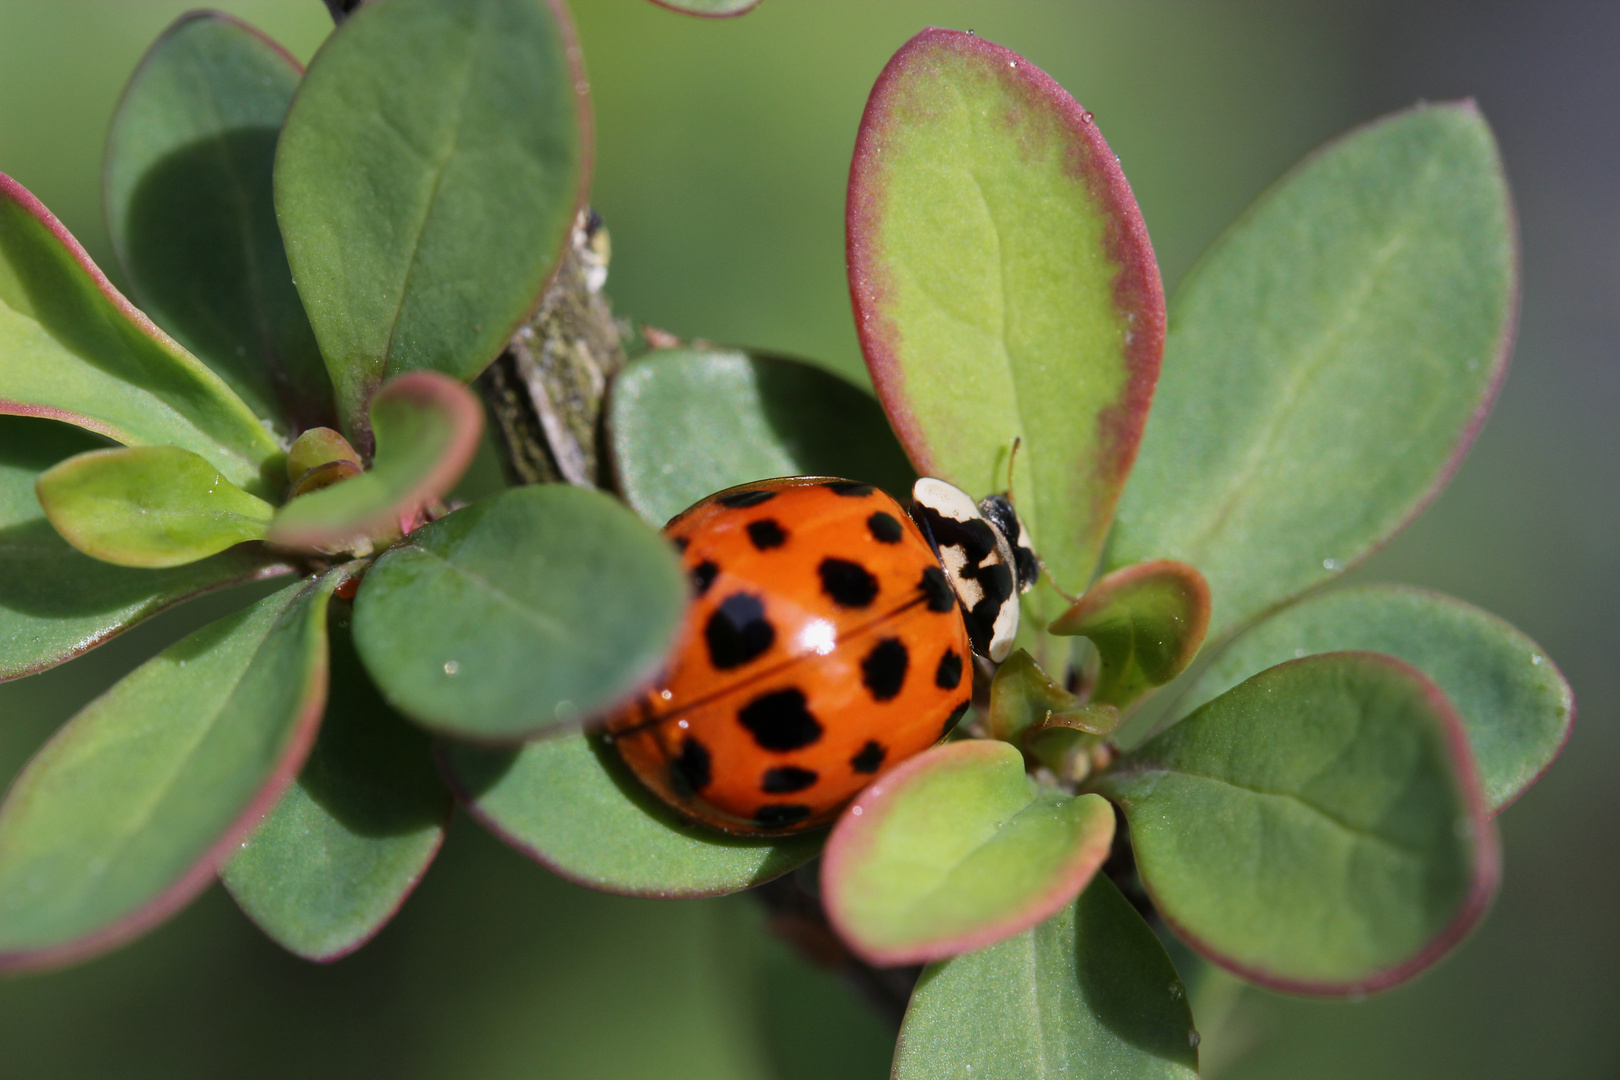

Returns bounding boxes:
[607,475,1039,836]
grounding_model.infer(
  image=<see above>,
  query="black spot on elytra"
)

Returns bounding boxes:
[738,688,823,750]
[936,648,963,690]
[669,736,712,796]
[671,536,690,553]
[850,740,887,774]
[920,566,956,613]
[819,558,879,608]
[690,560,719,597]
[824,481,874,497]
[746,519,787,550]
[755,804,812,828]
[718,488,776,508]
[867,511,903,544]
[761,766,818,794]
[705,592,775,669]
[861,637,909,701]
[941,700,971,739]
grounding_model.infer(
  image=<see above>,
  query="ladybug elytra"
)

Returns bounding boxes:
[607,475,1038,836]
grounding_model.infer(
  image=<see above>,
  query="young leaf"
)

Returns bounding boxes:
[104,11,333,433]
[0,176,281,495]
[353,485,686,740]
[0,566,349,972]
[276,0,590,435]
[1106,103,1516,642]
[607,346,916,526]
[893,874,1199,1080]
[221,617,450,961]
[1090,652,1499,995]
[0,416,289,680]
[441,730,820,897]
[1049,559,1210,708]
[268,372,483,551]
[821,739,1115,966]
[37,446,273,568]
[1174,584,1573,813]
[986,648,1112,743]
[848,29,1164,600]
[648,0,762,17]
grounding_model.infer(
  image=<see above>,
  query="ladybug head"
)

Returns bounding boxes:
[908,478,1041,663]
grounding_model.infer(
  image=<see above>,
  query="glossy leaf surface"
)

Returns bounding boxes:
[822,740,1115,966]
[1091,652,1498,994]
[1177,584,1572,812]
[277,0,589,432]
[222,617,449,961]
[1049,559,1210,707]
[849,29,1163,599]
[353,485,686,740]
[1106,103,1516,641]
[269,373,483,551]
[894,875,1199,1080]
[608,346,916,526]
[105,11,331,432]
[0,416,288,679]
[442,730,820,897]
[37,446,272,568]
[0,568,346,971]
[0,176,280,494]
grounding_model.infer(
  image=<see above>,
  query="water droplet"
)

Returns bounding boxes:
[1322,558,1340,571]
[1168,983,1184,999]
[1294,648,1306,658]
[1531,654,1544,666]
[1008,61,1017,69]
[443,660,460,676]
[677,719,689,729]
[555,699,575,718]
[1081,110,1094,123]
[1188,1029,1201,1048]
[660,689,674,700]
[851,805,863,817]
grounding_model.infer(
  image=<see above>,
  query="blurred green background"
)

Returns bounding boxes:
[0,1,1615,1077]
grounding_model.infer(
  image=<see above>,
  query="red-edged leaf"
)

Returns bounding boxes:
[0,174,281,497]
[268,372,483,551]
[822,739,1115,966]
[848,28,1164,598]
[0,566,352,972]
[1049,559,1211,707]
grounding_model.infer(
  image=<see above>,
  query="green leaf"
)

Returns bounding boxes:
[893,874,1199,1080]
[0,416,289,680]
[648,0,762,17]
[221,615,449,961]
[821,739,1115,966]
[0,176,282,495]
[985,650,1117,781]
[1090,651,1499,995]
[1049,559,1210,708]
[276,0,590,434]
[0,566,349,971]
[353,484,686,740]
[36,446,273,568]
[1105,103,1516,642]
[268,373,483,551]
[848,29,1164,601]
[442,730,820,897]
[104,11,333,433]
[607,346,917,526]
[1174,584,1573,813]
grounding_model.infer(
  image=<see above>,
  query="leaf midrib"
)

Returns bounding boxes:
[376,7,484,372]
[5,581,318,938]
[1109,764,1427,859]
[1174,150,1448,567]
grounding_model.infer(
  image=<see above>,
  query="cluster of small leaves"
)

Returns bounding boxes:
[0,2,1575,1078]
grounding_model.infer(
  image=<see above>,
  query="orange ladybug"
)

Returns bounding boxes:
[607,475,1038,836]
